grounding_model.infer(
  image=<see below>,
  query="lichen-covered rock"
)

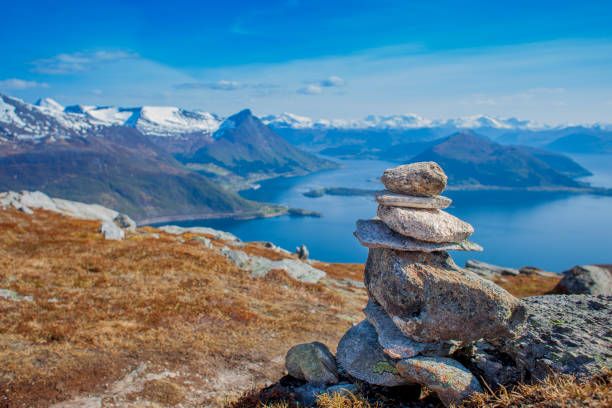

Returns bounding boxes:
[365,248,526,343]
[380,162,447,197]
[374,190,452,209]
[364,300,461,359]
[396,357,483,408]
[354,220,482,252]
[553,265,611,295]
[99,219,125,240]
[285,342,339,385]
[459,340,522,388]
[377,205,474,243]
[500,295,612,380]
[336,320,414,386]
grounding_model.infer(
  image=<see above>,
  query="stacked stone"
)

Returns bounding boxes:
[338,162,526,407]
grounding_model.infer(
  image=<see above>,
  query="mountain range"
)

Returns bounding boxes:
[0,94,335,222]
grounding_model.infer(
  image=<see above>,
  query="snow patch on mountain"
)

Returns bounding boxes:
[34,98,64,112]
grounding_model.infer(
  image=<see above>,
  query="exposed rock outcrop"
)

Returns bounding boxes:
[553,264,612,295]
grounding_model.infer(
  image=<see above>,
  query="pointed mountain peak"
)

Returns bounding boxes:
[228,108,254,123]
[34,97,64,112]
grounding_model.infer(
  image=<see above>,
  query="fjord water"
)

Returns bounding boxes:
[175,155,612,272]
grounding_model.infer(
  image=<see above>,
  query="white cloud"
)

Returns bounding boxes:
[297,84,322,95]
[92,89,103,95]
[174,80,246,91]
[320,75,345,87]
[31,50,138,74]
[0,78,49,89]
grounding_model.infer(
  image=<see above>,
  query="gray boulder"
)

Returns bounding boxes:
[365,248,526,343]
[336,320,414,386]
[553,265,612,295]
[465,259,520,278]
[377,205,474,243]
[99,219,125,240]
[396,357,483,408]
[113,214,137,231]
[380,162,447,197]
[501,295,612,380]
[364,300,461,359]
[285,342,339,384]
[355,219,482,252]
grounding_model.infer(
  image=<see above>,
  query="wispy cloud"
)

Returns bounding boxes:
[0,78,49,89]
[31,50,138,74]
[320,75,345,87]
[174,80,279,91]
[297,84,323,95]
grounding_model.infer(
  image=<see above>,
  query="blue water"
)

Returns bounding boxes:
[171,155,612,273]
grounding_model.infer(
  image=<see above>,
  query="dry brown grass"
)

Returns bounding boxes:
[465,369,612,408]
[0,209,366,407]
[492,273,561,298]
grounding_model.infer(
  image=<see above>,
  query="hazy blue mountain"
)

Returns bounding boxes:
[411,131,589,189]
[545,132,612,154]
[182,109,338,180]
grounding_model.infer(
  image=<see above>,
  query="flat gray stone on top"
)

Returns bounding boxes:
[354,219,482,252]
[381,162,447,197]
[375,190,452,209]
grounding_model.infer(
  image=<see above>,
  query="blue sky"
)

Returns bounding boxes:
[1,0,612,123]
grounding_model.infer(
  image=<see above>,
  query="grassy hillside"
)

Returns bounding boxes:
[0,209,565,407]
[0,127,276,222]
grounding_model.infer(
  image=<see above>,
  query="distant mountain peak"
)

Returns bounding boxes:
[34,98,64,112]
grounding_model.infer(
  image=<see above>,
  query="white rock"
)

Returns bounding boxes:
[100,220,125,240]
[375,190,452,209]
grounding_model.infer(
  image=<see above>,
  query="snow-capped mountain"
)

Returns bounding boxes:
[0,94,223,144]
[64,105,222,137]
[262,112,556,131]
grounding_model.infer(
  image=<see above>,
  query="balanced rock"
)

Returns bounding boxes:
[396,357,483,408]
[377,205,474,243]
[500,295,612,380]
[374,190,452,209]
[365,248,526,343]
[364,300,461,359]
[355,219,482,252]
[336,320,414,386]
[285,342,339,385]
[381,162,447,197]
[553,264,612,295]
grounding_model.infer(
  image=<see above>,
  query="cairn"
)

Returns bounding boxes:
[284,162,527,407]
[336,162,526,407]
